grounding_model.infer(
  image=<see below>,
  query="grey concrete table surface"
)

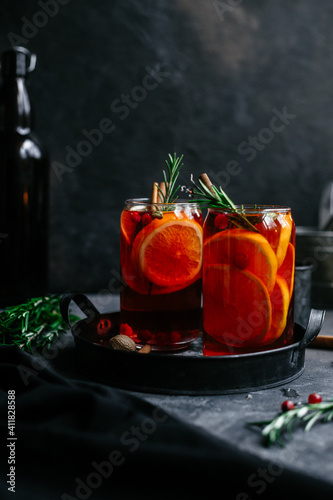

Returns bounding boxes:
[50,294,333,490]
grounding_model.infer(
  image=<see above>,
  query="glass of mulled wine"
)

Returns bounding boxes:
[202,205,295,356]
[120,199,203,351]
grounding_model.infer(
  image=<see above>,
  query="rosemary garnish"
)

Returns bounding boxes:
[191,173,259,232]
[0,295,78,353]
[191,173,237,210]
[248,400,333,447]
[158,153,183,204]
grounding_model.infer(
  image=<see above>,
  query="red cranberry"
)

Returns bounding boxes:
[214,213,228,230]
[130,211,141,223]
[137,329,152,342]
[233,252,250,270]
[281,400,295,412]
[308,393,322,404]
[119,323,133,337]
[142,213,152,226]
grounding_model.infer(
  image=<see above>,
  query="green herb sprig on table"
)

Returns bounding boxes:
[248,399,333,447]
[191,173,259,232]
[0,295,78,353]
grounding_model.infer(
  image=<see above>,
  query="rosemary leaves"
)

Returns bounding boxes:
[248,398,333,447]
[0,295,77,353]
[191,173,259,232]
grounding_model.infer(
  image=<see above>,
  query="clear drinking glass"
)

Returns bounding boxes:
[202,205,295,355]
[120,199,203,351]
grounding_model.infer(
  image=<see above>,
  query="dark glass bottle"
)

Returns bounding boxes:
[0,47,49,306]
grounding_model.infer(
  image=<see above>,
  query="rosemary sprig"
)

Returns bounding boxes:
[248,400,333,447]
[191,173,260,232]
[0,295,78,353]
[191,173,237,210]
[158,153,183,204]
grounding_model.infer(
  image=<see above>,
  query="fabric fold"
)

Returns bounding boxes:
[0,346,332,500]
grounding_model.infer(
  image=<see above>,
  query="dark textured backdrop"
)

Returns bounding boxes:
[1,0,332,293]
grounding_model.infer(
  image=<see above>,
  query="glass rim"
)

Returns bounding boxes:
[124,198,200,208]
[208,204,291,214]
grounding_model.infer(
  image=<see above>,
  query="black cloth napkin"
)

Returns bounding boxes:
[0,346,332,500]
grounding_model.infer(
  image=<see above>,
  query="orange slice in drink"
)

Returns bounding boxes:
[138,218,202,288]
[121,251,151,295]
[275,213,293,268]
[204,228,277,293]
[130,211,179,257]
[120,210,141,246]
[256,212,293,267]
[277,241,295,298]
[122,212,179,294]
[203,264,271,347]
[255,214,280,253]
[121,256,199,296]
[265,275,290,343]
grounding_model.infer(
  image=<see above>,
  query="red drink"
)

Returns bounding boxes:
[202,206,295,355]
[120,199,203,351]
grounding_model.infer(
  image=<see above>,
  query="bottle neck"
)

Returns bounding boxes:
[0,76,33,134]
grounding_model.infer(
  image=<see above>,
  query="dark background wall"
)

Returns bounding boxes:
[1,0,332,293]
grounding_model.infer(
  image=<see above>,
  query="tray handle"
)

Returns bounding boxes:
[60,293,101,328]
[299,308,326,349]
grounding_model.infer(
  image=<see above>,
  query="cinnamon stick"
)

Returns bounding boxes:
[309,335,333,350]
[158,181,167,202]
[151,181,159,211]
[199,173,216,197]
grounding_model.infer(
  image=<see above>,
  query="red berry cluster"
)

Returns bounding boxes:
[130,211,152,227]
[119,322,182,346]
[281,392,322,412]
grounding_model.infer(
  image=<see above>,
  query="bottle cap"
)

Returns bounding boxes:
[1,47,36,78]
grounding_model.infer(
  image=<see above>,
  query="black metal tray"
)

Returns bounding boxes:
[60,294,325,395]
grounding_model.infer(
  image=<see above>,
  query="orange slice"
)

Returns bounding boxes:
[275,213,293,268]
[265,275,290,343]
[204,228,277,293]
[130,211,179,259]
[121,251,151,295]
[255,212,293,267]
[122,257,201,295]
[121,212,178,294]
[255,214,280,252]
[203,264,272,347]
[138,219,202,287]
[120,210,140,246]
[120,208,178,246]
[277,241,295,298]
[124,212,202,294]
